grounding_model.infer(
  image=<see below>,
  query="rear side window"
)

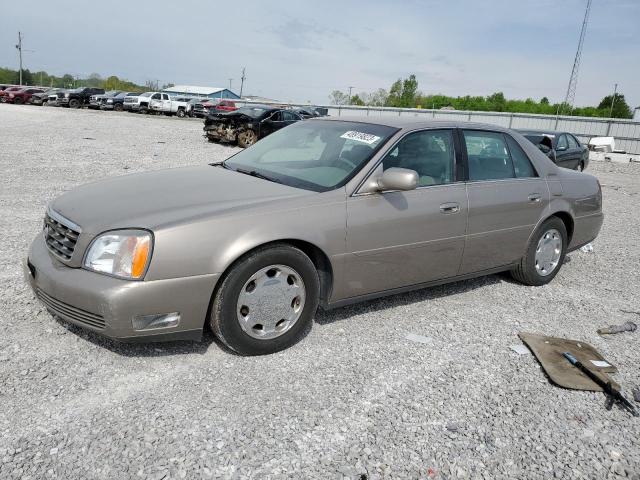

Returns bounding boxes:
[567,135,580,149]
[463,130,514,181]
[505,135,537,178]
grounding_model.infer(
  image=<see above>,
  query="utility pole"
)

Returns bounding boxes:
[561,0,591,115]
[239,67,246,99]
[16,31,23,85]
[609,83,617,118]
[348,86,354,105]
[228,78,233,91]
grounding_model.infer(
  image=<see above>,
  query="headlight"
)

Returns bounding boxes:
[84,230,152,280]
[64,93,70,98]
[107,99,113,103]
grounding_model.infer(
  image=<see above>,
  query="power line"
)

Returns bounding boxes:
[561,0,592,115]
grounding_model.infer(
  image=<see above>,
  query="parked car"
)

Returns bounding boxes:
[192,99,237,118]
[59,87,105,108]
[47,90,68,107]
[1,86,46,104]
[204,105,302,147]
[0,86,25,101]
[30,88,63,106]
[100,92,137,111]
[89,90,121,110]
[24,119,603,355]
[518,130,589,171]
[149,94,191,118]
[123,91,157,113]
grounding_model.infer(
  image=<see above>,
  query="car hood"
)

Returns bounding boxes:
[50,165,312,234]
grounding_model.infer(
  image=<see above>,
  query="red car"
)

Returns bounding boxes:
[214,100,237,112]
[192,99,237,118]
[1,87,46,104]
[0,86,24,102]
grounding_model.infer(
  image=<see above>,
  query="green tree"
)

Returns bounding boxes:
[399,74,418,108]
[386,79,402,106]
[597,93,632,118]
[350,94,365,106]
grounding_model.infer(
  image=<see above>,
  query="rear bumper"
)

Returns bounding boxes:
[25,234,218,342]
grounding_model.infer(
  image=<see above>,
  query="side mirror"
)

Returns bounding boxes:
[360,167,418,194]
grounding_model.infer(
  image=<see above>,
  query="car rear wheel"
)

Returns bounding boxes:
[176,108,186,118]
[14,97,23,105]
[209,244,320,355]
[237,129,258,148]
[114,103,123,112]
[511,217,567,286]
[577,161,585,172]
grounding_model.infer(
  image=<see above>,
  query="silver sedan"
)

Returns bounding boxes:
[25,118,603,354]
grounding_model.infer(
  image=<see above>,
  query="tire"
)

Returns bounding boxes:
[176,108,186,118]
[577,161,585,172]
[139,105,148,114]
[114,103,123,112]
[14,97,23,105]
[237,129,258,148]
[69,99,80,109]
[511,217,567,286]
[209,244,320,355]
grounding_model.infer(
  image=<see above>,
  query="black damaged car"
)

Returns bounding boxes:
[203,105,302,147]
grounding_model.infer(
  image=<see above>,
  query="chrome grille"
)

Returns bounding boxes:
[36,288,105,330]
[44,211,80,260]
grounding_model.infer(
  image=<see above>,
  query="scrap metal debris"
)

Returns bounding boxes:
[633,388,640,403]
[405,333,433,344]
[597,321,637,335]
[580,243,594,253]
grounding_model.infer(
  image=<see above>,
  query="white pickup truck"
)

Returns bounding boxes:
[149,94,191,118]
[123,91,158,113]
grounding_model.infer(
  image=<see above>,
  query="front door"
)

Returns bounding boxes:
[344,128,467,298]
[460,129,548,274]
[554,133,580,169]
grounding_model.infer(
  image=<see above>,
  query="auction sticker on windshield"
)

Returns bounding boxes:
[340,131,381,144]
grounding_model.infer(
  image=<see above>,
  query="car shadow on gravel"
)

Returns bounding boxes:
[315,274,504,325]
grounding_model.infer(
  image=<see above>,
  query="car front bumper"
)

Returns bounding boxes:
[25,234,218,342]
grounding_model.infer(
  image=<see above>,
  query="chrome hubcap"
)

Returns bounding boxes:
[237,264,306,340]
[535,229,562,276]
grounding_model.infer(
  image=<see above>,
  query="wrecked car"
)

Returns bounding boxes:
[203,106,302,147]
[517,129,589,171]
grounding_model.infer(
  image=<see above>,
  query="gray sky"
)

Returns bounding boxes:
[1,0,638,108]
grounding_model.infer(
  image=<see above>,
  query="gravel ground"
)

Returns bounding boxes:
[0,105,639,480]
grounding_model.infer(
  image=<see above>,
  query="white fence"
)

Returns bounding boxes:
[238,101,640,154]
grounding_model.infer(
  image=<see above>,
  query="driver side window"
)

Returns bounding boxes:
[382,130,454,186]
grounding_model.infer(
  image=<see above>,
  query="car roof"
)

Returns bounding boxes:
[313,116,518,132]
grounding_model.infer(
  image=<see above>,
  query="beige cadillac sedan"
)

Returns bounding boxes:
[25,118,603,355]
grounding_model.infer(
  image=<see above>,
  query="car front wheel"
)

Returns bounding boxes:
[511,217,567,286]
[69,99,80,108]
[210,244,320,355]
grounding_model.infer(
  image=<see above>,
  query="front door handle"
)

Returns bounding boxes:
[528,193,542,203]
[439,202,460,214]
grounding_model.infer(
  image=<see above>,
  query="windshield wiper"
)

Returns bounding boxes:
[234,167,281,184]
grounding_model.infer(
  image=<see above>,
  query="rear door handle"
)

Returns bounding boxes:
[439,202,460,214]
[528,193,542,203]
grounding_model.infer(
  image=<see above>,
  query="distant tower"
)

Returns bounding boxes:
[561,0,592,115]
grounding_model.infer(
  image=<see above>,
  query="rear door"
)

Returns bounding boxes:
[554,134,577,169]
[344,128,468,297]
[460,129,548,274]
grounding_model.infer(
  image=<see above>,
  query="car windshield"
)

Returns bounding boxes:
[523,134,553,145]
[224,120,398,192]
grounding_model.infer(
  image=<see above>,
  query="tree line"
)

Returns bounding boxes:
[0,67,175,93]
[329,74,634,119]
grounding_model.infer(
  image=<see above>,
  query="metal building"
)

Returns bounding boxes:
[161,85,240,100]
